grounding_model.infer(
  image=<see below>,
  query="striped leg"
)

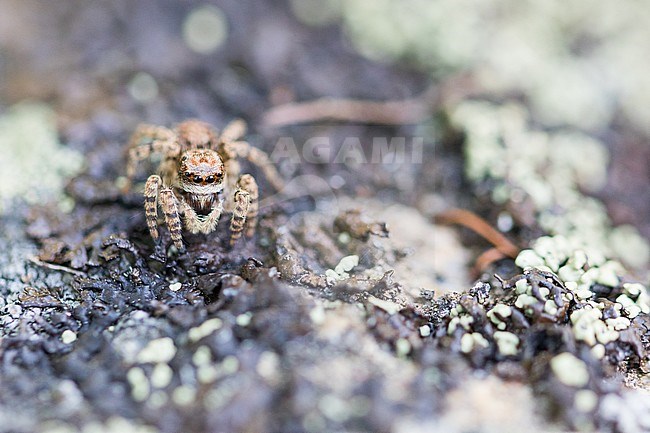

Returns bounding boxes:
[238,174,259,238]
[218,119,247,144]
[223,141,285,192]
[159,188,185,253]
[229,174,258,246]
[124,125,179,190]
[217,120,284,192]
[229,188,250,247]
[144,175,161,241]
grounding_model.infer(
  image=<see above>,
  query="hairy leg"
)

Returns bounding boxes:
[237,174,259,238]
[144,175,162,241]
[229,186,250,247]
[217,120,284,192]
[221,140,284,192]
[125,125,179,190]
[159,187,185,252]
[218,119,247,145]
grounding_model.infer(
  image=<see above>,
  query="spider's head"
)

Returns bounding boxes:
[177,149,225,192]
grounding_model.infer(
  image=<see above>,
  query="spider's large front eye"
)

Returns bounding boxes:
[206,175,216,183]
[194,176,203,183]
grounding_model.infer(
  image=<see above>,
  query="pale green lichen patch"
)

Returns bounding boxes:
[327,1,650,135]
[453,101,650,270]
[188,318,223,342]
[0,102,83,212]
[493,331,519,356]
[395,338,411,357]
[150,363,173,389]
[192,345,212,367]
[136,337,177,364]
[487,303,511,331]
[127,367,150,402]
[550,353,590,387]
[447,314,474,334]
[256,351,281,384]
[418,325,431,337]
[460,332,489,353]
[61,330,77,344]
[367,296,403,315]
[172,385,197,406]
[326,255,360,282]
[235,312,253,327]
[512,235,649,349]
[571,306,621,346]
[575,389,599,413]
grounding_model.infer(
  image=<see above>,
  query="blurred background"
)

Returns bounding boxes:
[2,1,650,432]
[1,0,649,269]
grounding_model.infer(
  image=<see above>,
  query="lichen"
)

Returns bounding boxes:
[453,102,649,270]
[309,1,650,134]
[551,353,590,387]
[136,337,177,364]
[0,102,83,213]
[512,235,650,349]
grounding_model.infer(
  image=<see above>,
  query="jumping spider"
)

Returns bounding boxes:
[124,119,284,252]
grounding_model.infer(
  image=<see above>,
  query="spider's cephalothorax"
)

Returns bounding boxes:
[124,119,284,252]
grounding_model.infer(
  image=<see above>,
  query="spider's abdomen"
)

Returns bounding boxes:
[176,120,216,149]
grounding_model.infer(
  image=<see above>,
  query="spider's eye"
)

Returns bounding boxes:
[194,176,203,183]
[184,171,191,178]
[206,175,216,183]
[216,172,224,179]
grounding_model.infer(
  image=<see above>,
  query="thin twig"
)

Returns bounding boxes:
[474,247,507,272]
[434,208,520,258]
[263,97,430,127]
[262,74,477,127]
[29,256,87,276]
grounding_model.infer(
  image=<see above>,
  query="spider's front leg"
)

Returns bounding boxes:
[218,124,285,192]
[124,124,179,191]
[229,174,259,246]
[144,175,162,241]
[158,187,185,253]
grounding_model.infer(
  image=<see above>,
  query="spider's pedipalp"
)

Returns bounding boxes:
[180,198,224,235]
